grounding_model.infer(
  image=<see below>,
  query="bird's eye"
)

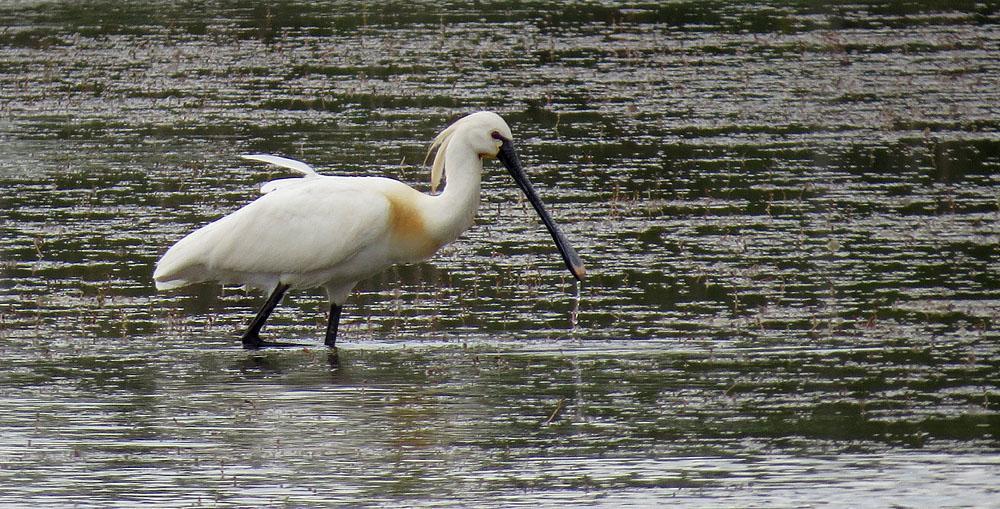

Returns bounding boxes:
[490,131,505,141]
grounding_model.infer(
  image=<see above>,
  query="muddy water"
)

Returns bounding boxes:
[1,1,998,507]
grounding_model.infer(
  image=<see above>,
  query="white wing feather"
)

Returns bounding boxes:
[241,154,319,176]
[154,177,393,291]
[242,154,323,194]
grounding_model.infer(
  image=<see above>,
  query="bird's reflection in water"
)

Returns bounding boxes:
[229,346,350,385]
[326,349,340,371]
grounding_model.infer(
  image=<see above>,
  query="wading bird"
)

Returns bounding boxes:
[153,112,585,349]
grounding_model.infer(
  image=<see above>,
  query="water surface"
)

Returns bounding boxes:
[1,1,998,507]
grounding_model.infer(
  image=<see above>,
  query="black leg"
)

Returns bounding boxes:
[241,283,289,349]
[325,303,342,348]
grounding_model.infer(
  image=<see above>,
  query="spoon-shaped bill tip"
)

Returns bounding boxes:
[557,237,586,281]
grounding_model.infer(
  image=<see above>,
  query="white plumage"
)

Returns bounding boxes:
[157,176,412,300]
[154,111,584,349]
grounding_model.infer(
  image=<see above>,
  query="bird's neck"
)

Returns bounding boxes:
[426,137,482,244]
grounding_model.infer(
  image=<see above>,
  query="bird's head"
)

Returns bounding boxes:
[425,111,586,281]
[426,111,512,192]
[468,111,515,160]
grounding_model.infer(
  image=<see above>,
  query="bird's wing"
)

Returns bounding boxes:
[241,154,319,176]
[154,177,393,290]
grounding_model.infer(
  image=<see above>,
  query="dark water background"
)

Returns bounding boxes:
[1,1,998,506]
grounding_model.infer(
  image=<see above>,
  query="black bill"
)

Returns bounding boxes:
[497,139,586,281]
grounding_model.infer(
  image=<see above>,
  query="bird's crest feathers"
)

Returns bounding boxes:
[424,122,458,194]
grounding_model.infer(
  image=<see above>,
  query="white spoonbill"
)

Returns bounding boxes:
[153,111,585,349]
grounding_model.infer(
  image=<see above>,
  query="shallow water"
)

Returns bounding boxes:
[1,1,998,507]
